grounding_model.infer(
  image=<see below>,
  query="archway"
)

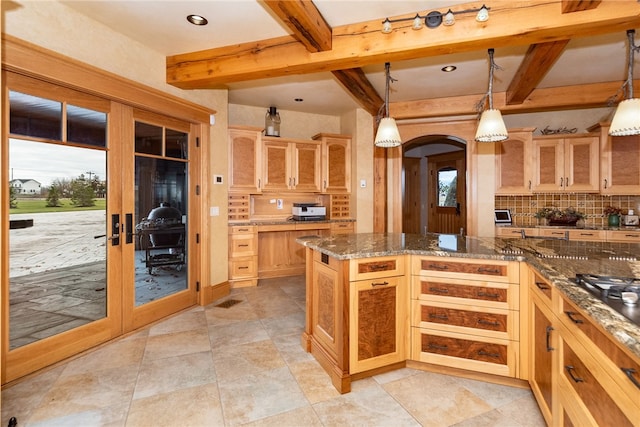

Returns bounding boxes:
[402,135,467,234]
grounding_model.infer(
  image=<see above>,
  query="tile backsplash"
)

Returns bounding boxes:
[495,194,640,228]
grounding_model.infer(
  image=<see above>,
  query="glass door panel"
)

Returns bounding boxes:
[133,120,188,306]
[9,139,108,349]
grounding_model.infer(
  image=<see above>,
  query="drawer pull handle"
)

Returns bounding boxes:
[429,313,449,320]
[477,319,500,327]
[565,365,584,383]
[428,343,448,351]
[429,287,449,294]
[621,368,640,390]
[564,311,584,324]
[477,350,501,359]
[238,244,249,247]
[238,266,249,270]
[368,264,389,271]
[546,326,554,352]
[535,282,549,291]
[238,228,249,232]
[477,267,500,274]
[477,291,500,299]
[428,264,448,270]
[625,234,639,238]
[580,233,594,236]
[371,281,389,287]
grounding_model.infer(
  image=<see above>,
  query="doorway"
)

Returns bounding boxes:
[402,137,466,235]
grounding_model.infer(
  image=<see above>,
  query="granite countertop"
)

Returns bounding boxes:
[297,232,640,359]
[498,224,640,231]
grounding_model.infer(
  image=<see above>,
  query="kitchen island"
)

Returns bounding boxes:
[298,233,640,425]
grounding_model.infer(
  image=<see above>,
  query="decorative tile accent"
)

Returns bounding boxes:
[496,194,640,227]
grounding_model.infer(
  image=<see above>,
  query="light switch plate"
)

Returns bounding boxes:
[213,175,223,184]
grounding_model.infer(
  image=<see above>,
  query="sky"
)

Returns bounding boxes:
[9,139,107,188]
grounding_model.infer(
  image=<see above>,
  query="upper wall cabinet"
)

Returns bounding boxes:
[229,126,262,193]
[532,134,599,193]
[262,136,321,192]
[590,123,640,195]
[313,133,351,193]
[495,128,534,195]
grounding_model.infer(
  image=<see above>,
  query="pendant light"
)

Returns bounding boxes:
[475,48,508,142]
[609,30,640,136]
[375,62,402,148]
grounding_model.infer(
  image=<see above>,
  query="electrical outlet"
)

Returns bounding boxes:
[276,199,283,209]
[360,179,366,188]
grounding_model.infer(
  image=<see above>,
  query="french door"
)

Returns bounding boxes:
[2,73,198,383]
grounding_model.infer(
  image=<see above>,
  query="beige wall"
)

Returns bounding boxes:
[229,104,340,140]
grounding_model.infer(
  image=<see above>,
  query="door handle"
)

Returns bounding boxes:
[106,213,120,246]
[456,202,461,216]
[126,213,134,244]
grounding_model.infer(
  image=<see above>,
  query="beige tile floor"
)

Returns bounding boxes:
[1,275,545,427]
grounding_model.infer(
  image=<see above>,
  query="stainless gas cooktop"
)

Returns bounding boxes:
[572,274,640,326]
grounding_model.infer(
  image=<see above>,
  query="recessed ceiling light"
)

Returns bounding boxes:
[187,15,208,26]
[441,65,457,72]
[295,98,304,102]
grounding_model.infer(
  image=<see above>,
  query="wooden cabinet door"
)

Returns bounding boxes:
[349,275,407,374]
[564,136,599,192]
[532,137,563,192]
[292,141,321,192]
[321,135,351,193]
[495,129,533,194]
[262,139,290,192]
[229,127,262,192]
[530,294,556,425]
[599,124,640,194]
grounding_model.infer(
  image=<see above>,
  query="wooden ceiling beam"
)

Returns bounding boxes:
[562,0,602,13]
[390,79,637,119]
[166,0,640,89]
[506,40,570,105]
[263,1,382,115]
[262,0,332,52]
[331,68,384,116]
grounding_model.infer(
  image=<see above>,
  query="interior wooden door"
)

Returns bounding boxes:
[403,156,421,233]
[428,151,466,234]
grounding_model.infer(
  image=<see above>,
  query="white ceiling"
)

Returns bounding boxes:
[60,1,638,116]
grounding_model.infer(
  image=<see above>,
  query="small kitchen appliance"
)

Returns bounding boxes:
[572,273,640,326]
[292,203,326,221]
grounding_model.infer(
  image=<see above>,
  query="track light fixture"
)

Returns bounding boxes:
[609,29,640,136]
[381,4,489,33]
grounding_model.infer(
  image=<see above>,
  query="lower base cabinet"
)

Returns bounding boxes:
[528,268,640,427]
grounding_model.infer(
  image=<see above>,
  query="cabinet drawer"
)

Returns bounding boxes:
[330,222,354,234]
[495,227,538,238]
[530,271,553,304]
[411,328,516,377]
[350,256,405,281]
[229,256,257,279]
[560,337,636,427]
[537,228,568,239]
[411,256,517,283]
[412,300,517,341]
[229,233,257,257]
[412,276,516,310]
[567,229,606,241]
[229,225,257,235]
[606,230,640,242]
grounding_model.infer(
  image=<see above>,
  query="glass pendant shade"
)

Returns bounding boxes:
[475,109,508,142]
[609,99,640,136]
[374,117,402,147]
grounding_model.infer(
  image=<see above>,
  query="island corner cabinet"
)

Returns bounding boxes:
[301,249,409,393]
